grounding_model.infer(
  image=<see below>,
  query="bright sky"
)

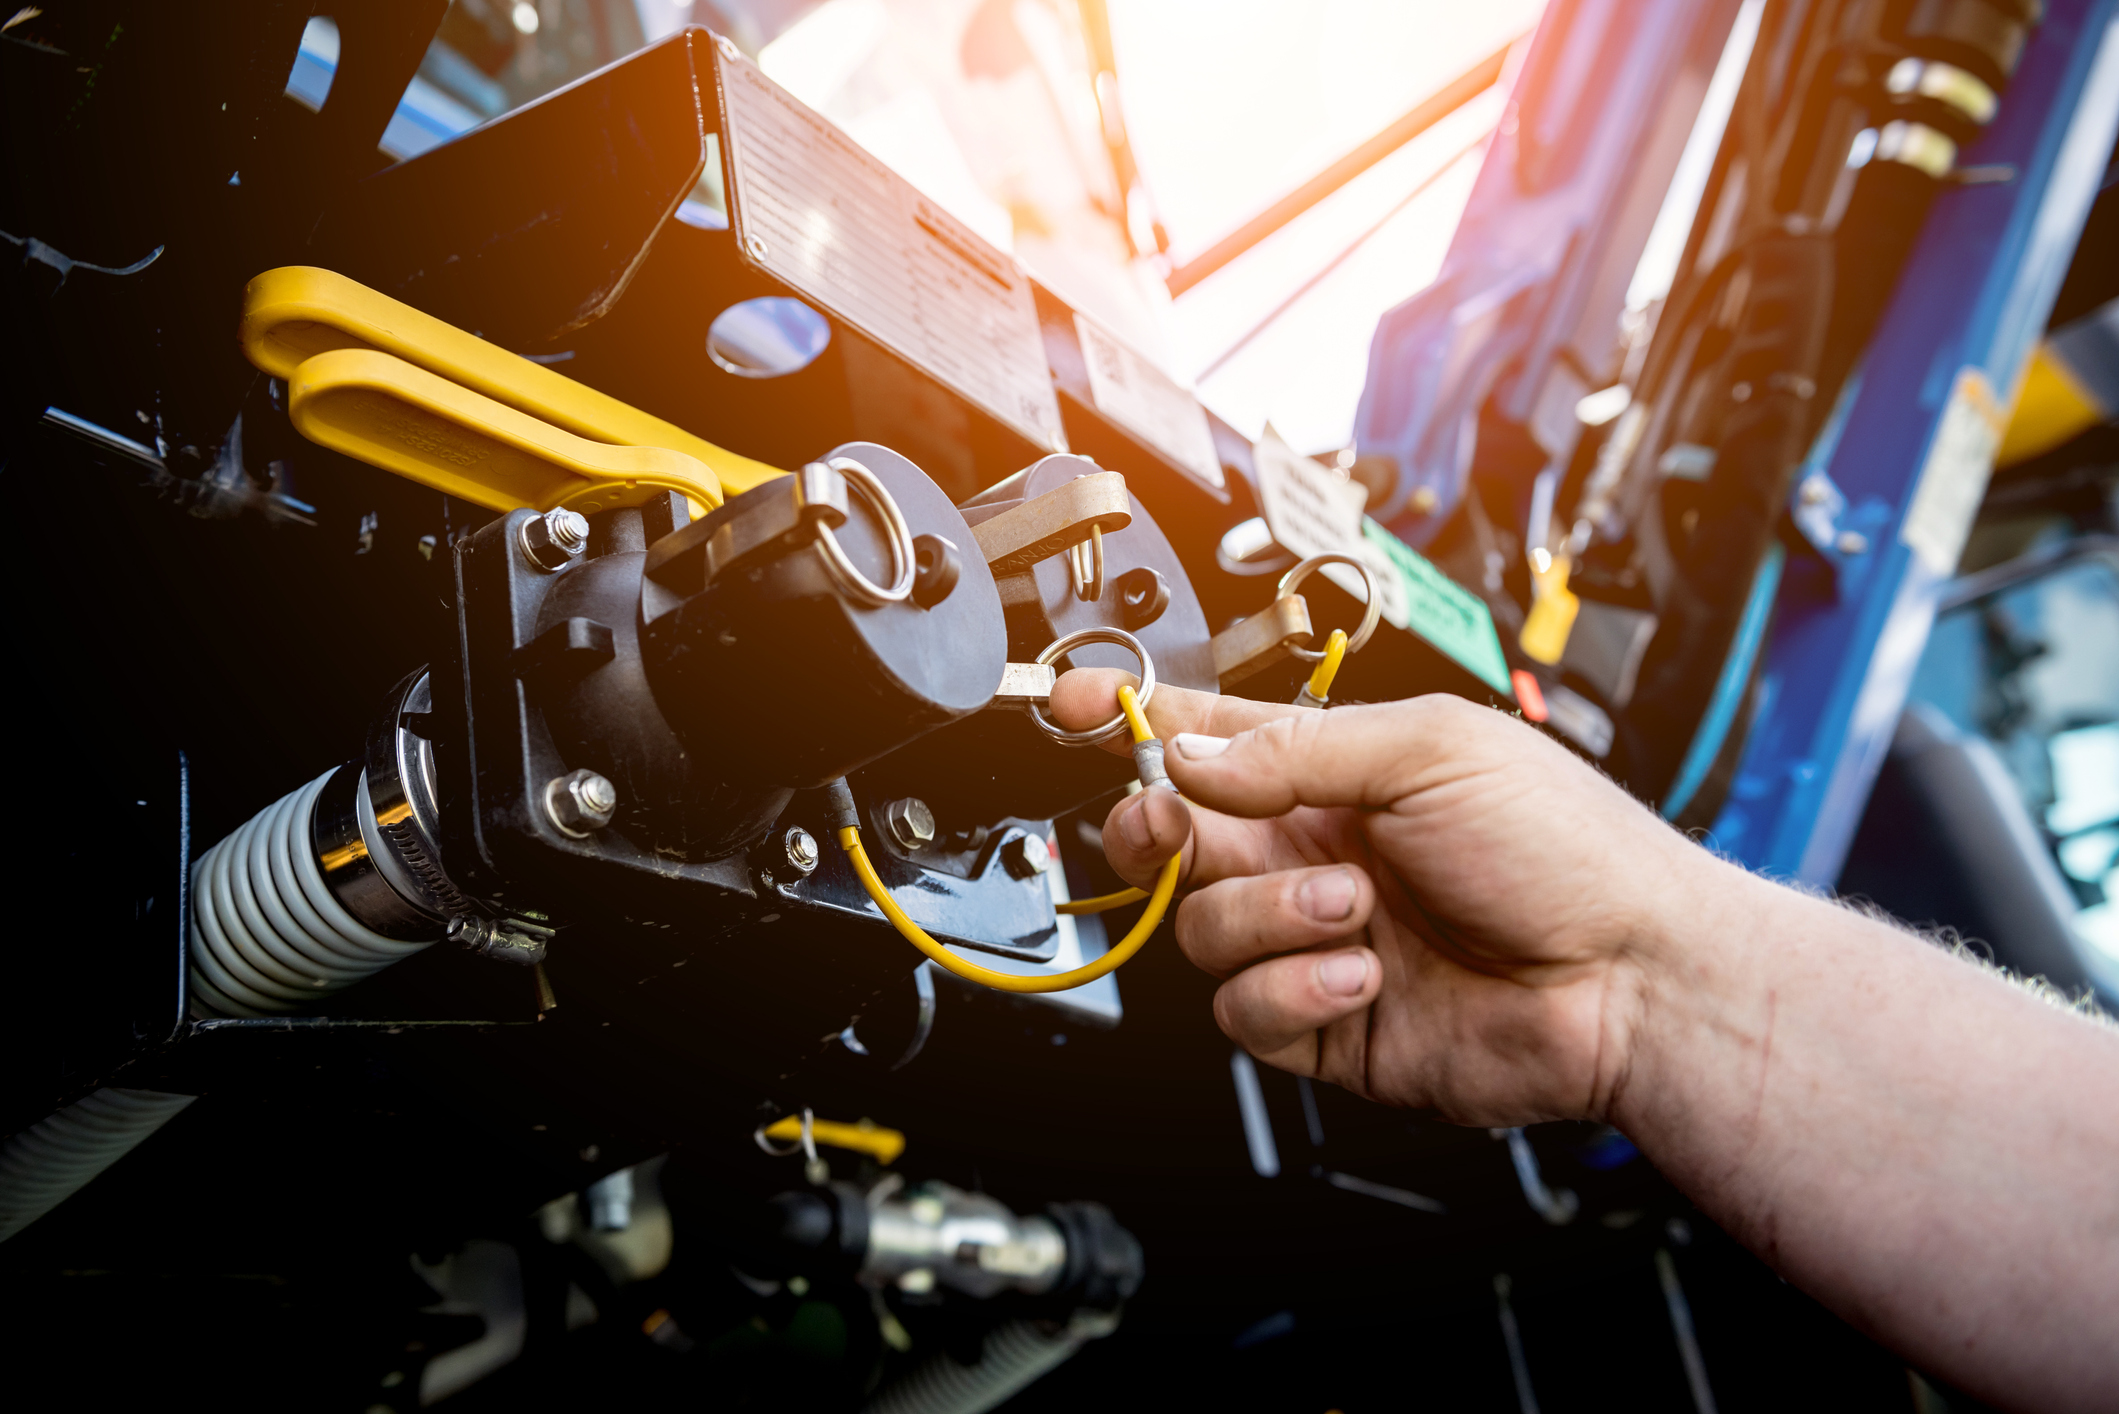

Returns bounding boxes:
[1112,0,1543,451]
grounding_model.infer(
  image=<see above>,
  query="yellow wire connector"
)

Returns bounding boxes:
[833,684,1180,992]
[1293,628,1350,708]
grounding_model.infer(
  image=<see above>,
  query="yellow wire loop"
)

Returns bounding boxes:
[1305,628,1350,703]
[837,683,1178,992]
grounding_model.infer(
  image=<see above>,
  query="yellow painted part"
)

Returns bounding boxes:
[1999,342,2107,467]
[1519,559,1580,666]
[287,348,729,516]
[1306,628,1350,703]
[241,266,790,504]
[762,1115,907,1166]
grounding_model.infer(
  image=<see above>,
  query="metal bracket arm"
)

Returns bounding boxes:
[969,471,1133,576]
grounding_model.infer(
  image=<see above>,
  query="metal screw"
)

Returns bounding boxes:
[520,508,590,571]
[1799,477,1831,505]
[1001,831,1050,879]
[746,234,770,262]
[884,798,935,851]
[1835,530,1870,556]
[546,769,618,836]
[782,827,819,875]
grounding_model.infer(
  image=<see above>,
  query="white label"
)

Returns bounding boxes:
[1253,429,1395,613]
[1074,314,1224,489]
[1901,368,2006,576]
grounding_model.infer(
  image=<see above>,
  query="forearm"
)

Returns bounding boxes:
[1615,854,2119,1410]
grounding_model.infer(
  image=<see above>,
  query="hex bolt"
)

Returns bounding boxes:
[782,827,820,876]
[520,508,591,571]
[884,798,936,851]
[545,769,618,837]
[1001,831,1051,879]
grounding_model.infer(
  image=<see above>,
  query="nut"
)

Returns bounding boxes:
[520,508,590,571]
[545,769,617,836]
[884,798,935,851]
[1001,831,1050,880]
[782,827,820,875]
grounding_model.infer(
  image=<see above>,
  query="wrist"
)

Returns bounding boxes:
[1602,840,1784,1137]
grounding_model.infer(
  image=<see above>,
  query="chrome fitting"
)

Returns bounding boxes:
[520,507,590,571]
[884,797,936,851]
[1001,831,1050,879]
[782,826,820,875]
[545,769,618,836]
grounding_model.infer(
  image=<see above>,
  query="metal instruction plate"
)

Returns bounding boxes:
[1073,312,1224,489]
[714,45,1067,454]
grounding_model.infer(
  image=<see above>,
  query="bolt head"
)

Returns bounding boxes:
[783,827,820,875]
[520,508,590,571]
[1001,831,1051,879]
[884,798,936,851]
[546,769,618,836]
[1799,477,1830,505]
[1835,530,1870,556]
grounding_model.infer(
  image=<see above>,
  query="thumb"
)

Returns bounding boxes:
[1164,694,1504,820]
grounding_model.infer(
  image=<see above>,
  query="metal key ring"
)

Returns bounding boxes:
[1027,626,1158,747]
[812,457,916,607]
[1277,552,1381,663]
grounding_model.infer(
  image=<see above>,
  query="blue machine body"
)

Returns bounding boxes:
[1354,0,2119,883]
[1713,4,2119,882]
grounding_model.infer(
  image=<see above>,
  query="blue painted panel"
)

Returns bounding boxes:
[1711,0,2119,882]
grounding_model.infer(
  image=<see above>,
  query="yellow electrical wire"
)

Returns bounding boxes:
[1056,886,1147,915]
[1305,628,1350,704]
[838,685,1180,993]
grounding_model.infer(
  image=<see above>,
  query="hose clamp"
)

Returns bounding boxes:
[1277,552,1381,663]
[1027,626,1157,747]
[812,456,916,607]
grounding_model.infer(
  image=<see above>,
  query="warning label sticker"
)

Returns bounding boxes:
[1900,367,2006,576]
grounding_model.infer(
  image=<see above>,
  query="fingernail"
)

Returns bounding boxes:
[1172,732,1229,759]
[1316,951,1370,997]
[1117,794,1153,852]
[1298,869,1356,922]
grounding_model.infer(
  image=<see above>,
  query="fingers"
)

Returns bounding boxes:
[1174,866,1376,977]
[1212,946,1381,1071]
[1165,694,1519,820]
[1099,786,1193,889]
[1100,785,1304,892]
[1050,669,1302,756]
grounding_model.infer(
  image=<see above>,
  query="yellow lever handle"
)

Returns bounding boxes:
[287,347,723,517]
[240,265,788,507]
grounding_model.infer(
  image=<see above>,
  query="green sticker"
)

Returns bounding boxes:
[1361,519,1514,696]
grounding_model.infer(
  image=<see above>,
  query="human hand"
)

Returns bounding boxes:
[1050,671,1723,1126]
